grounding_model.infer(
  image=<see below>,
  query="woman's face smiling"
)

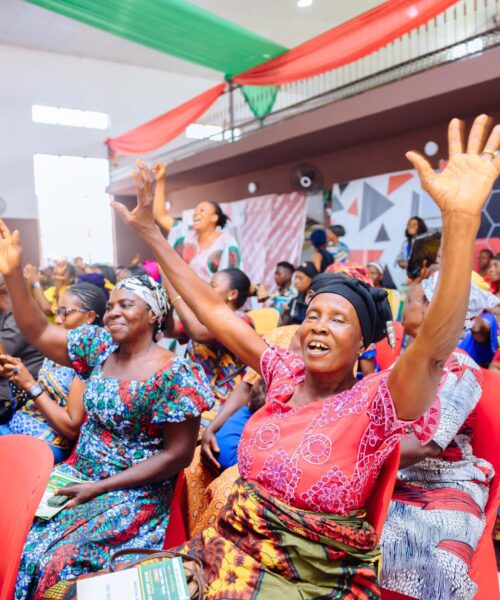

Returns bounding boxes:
[299,292,363,374]
[192,201,217,233]
[103,288,155,343]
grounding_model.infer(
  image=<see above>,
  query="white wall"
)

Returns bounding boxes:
[0,44,217,219]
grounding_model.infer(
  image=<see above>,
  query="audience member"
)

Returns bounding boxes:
[396,216,428,270]
[267,261,296,315]
[152,163,241,281]
[0,235,213,597]
[381,275,494,600]
[163,268,253,406]
[0,274,43,424]
[476,248,493,281]
[488,252,500,296]
[310,229,334,272]
[326,223,350,263]
[406,230,441,281]
[0,283,106,462]
[109,115,498,598]
[367,259,404,320]
[281,261,318,325]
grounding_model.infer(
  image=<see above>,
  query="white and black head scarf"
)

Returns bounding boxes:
[422,272,500,330]
[115,275,169,333]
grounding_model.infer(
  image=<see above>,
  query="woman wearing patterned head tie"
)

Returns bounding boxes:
[1,270,213,598]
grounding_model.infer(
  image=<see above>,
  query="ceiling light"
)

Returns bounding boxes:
[297,0,313,7]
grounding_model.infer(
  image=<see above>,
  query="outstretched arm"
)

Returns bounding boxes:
[112,162,267,373]
[0,223,71,366]
[152,163,174,234]
[4,356,85,440]
[389,115,500,420]
[162,273,216,344]
[23,265,54,316]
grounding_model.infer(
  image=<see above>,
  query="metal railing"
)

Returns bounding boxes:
[110,0,500,181]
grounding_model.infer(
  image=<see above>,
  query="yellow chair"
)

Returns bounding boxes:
[247,308,280,336]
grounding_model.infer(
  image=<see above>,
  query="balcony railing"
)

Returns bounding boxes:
[110,0,500,182]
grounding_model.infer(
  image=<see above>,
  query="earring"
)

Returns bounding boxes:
[386,320,396,349]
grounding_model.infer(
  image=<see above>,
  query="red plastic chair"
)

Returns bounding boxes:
[366,444,401,538]
[469,368,500,599]
[375,321,404,371]
[163,471,188,549]
[0,435,53,600]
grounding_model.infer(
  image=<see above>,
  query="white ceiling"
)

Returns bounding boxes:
[0,0,382,77]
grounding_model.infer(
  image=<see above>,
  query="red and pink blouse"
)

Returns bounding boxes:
[238,344,440,516]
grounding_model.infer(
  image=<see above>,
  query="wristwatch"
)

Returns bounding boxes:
[28,383,44,399]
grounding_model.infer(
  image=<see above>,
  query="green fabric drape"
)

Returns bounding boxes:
[27,0,284,116]
[241,85,280,119]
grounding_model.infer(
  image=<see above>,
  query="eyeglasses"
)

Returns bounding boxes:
[54,308,88,320]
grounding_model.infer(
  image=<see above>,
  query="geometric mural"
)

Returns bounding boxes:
[330,169,499,287]
[329,169,441,287]
[360,183,394,231]
[375,223,390,242]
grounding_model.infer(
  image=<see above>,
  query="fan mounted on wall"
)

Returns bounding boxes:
[289,163,325,193]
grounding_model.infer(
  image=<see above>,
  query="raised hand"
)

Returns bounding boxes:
[111,160,158,235]
[0,220,22,276]
[406,115,499,218]
[152,162,167,181]
[23,264,41,285]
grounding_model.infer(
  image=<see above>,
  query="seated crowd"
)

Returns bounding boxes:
[1,115,500,600]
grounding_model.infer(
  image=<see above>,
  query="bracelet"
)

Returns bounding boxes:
[170,295,182,307]
[32,281,41,289]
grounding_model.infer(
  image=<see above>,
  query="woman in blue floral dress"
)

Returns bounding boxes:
[0,243,213,600]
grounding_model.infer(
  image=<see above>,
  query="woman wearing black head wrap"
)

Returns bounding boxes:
[115,116,500,597]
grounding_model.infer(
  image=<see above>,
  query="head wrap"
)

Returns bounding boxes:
[77,272,109,299]
[422,272,500,330]
[329,224,346,238]
[296,261,319,280]
[309,273,392,347]
[141,260,161,283]
[115,275,168,331]
[367,260,385,276]
[326,260,373,287]
[310,229,327,248]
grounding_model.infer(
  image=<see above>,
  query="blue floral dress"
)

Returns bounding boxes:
[15,325,213,600]
[8,359,75,462]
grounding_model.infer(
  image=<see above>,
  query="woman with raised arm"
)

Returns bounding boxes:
[0,233,213,599]
[113,116,500,598]
[0,283,106,462]
[153,163,241,281]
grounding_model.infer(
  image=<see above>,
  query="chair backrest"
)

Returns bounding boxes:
[375,321,404,371]
[0,435,53,600]
[469,368,500,599]
[247,308,280,336]
[163,471,188,549]
[366,443,401,537]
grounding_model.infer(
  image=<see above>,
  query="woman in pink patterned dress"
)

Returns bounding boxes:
[113,116,500,598]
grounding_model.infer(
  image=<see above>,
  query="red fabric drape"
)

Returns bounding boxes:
[233,0,459,86]
[106,0,459,155]
[106,82,226,155]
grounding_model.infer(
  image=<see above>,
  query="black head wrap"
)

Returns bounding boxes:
[308,273,392,347]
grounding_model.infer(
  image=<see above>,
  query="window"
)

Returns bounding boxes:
[33,154,114,264]
[32,105,109,129]
[186,123,241,141]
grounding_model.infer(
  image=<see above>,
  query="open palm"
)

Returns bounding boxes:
[0,222,22,276]
[407,116,500,217]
